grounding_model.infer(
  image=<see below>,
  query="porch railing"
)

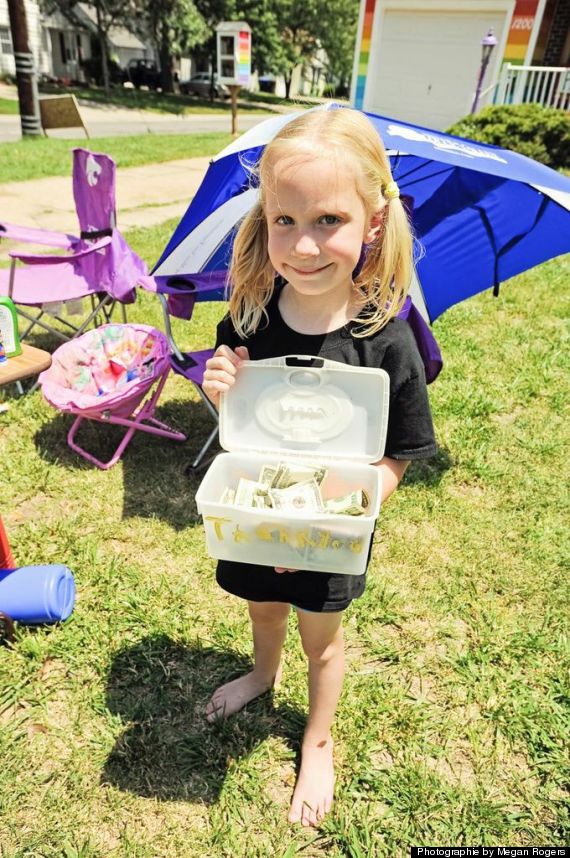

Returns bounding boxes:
[495,64,570,111]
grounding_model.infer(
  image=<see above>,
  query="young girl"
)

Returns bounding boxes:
[202,108,436,827]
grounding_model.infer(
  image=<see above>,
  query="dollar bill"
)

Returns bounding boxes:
[268,478,324,513]
[324,489,370,516]
[219,486,235,504]
[271,462,328,490]
[258,464,279,487]
[235,478,270,507]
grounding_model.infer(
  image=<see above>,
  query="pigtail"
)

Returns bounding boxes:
[353,194,413,337]
[228,202,275,339]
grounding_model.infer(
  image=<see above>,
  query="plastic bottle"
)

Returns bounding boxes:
[0,296,22,358]
[0,564,75,624]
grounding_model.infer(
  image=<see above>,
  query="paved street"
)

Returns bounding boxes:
[0,102,270,143]
[0,80,308,143]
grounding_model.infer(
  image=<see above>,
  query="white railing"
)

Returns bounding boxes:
[495,64,570,111]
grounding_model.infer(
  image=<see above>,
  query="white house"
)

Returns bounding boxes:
[0,0,55,77]
[0,0,151,82]
[351,0,570,129]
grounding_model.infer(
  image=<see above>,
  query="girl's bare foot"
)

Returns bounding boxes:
[205,666,282,722]
[288,734,335,826]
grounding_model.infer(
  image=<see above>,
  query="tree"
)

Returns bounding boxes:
[40,0,133,93]
[315,0,359,95]
[232,0,284,77]
[266,0,359,99]
[270,0,321,98]
[138,0,208,92]
[40,0,134,93]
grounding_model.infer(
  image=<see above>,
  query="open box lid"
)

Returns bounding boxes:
[219,355,390,464]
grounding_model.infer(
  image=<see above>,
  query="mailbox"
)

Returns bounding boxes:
[216,21,251,88]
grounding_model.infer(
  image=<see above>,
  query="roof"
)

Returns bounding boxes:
[74,4,146,50]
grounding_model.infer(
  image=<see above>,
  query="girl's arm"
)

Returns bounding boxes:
[374,457,410,502]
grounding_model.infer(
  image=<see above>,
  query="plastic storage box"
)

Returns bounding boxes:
[195,355,390,575]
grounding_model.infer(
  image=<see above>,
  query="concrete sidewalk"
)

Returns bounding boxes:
[0,83,286,233]
[1,156,212,233]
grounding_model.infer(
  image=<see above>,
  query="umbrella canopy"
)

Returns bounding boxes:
[152,105,570,323]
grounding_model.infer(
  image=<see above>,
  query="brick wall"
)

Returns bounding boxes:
[543,0,570,66]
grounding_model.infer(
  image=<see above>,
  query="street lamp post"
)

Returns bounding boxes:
[470,28,498,115]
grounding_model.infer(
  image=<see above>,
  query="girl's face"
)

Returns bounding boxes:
[264,152,380,304]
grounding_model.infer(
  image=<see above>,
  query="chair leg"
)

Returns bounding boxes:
[67,414,137,470]
[17,307,71,342]
[188,423,220,471]
[184,384,220,472]
[65,370,187,469]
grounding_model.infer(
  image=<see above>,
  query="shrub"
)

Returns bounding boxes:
[446,103,570,169]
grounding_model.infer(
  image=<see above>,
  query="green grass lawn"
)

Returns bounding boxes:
[0,239,568,855]
[0,133,231,184]
[38,83,276,117]
[0,96,19,114]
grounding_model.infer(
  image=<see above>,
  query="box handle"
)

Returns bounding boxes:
[285,356,324,368]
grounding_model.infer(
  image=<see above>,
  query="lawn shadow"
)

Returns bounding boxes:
[403,446,453,487]
[33,394,220,529]
[119,397,221,528]
[34,394,216,471]
[101,634,305,803]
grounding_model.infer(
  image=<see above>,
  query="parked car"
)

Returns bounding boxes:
[127,59,161,90]
[81,57,128,87]
[180,72,230,99]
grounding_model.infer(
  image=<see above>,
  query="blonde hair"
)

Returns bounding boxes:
[228,108,413,338]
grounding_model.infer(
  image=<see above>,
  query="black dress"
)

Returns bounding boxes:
[213,290,437,612]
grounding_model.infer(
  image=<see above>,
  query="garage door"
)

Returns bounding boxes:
[365,9,506,129]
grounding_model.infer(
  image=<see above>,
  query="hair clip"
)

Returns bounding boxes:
[383,181,400,200]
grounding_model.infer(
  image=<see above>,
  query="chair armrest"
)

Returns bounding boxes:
[9,236,112,265]
[0,222,78,249]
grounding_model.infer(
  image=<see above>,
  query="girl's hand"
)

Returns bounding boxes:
[202,345,249,409]
[275,567,299,574]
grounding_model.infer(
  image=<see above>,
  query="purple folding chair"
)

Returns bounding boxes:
[0,148,147,343]
[139,271,224,470]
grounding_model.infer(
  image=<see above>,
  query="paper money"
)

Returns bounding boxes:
[324,489,370,516]
[220,464,369,516]
[234,478,270,507]
[258,464,278,487]
[268,479,324,513]
[220,487,235,504]
[271,462,328,490]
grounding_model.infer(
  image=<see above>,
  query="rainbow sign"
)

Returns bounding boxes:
[238,29,251,84]
[354,0,378,109]
[502,0,541,64]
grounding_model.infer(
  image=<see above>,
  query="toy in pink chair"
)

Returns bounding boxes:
[40,323,186,469]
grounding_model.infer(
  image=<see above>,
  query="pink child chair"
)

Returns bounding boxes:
[39,323,186,469]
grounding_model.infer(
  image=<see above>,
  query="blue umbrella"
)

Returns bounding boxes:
[151,105,570,324]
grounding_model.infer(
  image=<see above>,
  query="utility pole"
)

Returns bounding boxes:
[7,0,42,136]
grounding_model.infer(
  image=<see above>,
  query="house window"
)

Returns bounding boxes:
[0,26,13,56]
